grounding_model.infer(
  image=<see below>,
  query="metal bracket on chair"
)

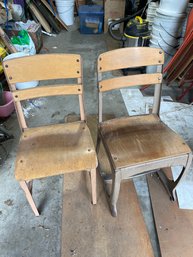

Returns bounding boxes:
[156,170,176,201]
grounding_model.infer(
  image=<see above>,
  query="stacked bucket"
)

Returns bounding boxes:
[55,0,75,26]
[149,0,189,65]
[146,1,159,32]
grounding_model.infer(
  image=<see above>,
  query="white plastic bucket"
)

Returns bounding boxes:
[156,8,187,17]
[150,39,177,57]
[151,26,180,48]
[146,43,174,73]
[151,34,178,48]
[3,52,39,90]
[150,38,175,48]
[153,13,185,38]
[151,24,182,38]
[56,0,75,25]
[159,0,189,15]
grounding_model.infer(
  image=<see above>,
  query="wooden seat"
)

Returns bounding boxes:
[15,122,97,181]
[3,54,97,216]
[96,47,192,217]
[100,114,190,170]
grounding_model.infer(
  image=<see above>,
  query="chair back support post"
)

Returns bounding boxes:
[97,72,103,122]
[15,101,27,130]
[98,92,103,122]
[78,77,85,121]
[152,65,163,115]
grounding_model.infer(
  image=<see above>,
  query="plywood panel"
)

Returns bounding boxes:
[3,54,81,83]
[99,73,162,92]
[98,47,164,72]
[148,174,193,257]
[61,173,154,257]
[13,84,82,101]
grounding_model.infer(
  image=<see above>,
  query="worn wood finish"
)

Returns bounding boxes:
[98,47,164,72]
[100,114,191,170]
[148,174,193,257]
[99,73,163,92]
[62,173,154,257]
[12,84,83,101]
[15,122,97,181]
[3,54,82,83]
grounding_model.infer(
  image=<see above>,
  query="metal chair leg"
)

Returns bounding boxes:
[172,153,193,200]
[158,153,193,201]
[110,171,121,217]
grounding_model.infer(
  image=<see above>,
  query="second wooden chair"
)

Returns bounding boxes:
[96,47,192,217]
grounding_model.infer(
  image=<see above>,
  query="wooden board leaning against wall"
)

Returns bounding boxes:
[104,0,125,33]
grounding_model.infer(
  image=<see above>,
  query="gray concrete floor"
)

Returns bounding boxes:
[0,28,191,257]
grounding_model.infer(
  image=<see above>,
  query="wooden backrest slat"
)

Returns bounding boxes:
[3,54,81,83]
[98,47,164,72]
[99,73,163,92]
[12,84,83,102]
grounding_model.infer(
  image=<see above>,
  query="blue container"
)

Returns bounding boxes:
[78,5,104,34]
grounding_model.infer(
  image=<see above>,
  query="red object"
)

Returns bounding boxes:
[0,91,15,118]
[164,8,193,74]
[163,7,193,102]
[184,8,193,39]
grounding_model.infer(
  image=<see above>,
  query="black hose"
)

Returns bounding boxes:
[108,7,145,41]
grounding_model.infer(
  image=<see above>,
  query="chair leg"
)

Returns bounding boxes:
[27,180,33,194]
[96,132,101,154]
[172,153,193,200]
[158,154,193,201]
[110,171,121,217]
[90,169,97,205]
[19,181,40,217]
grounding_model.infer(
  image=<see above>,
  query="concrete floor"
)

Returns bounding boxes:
[0,28,190,257]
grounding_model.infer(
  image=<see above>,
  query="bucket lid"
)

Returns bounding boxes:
[3,51,29,61]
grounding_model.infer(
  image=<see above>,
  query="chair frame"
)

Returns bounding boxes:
[96,47,192,217]
[3,54,97,216]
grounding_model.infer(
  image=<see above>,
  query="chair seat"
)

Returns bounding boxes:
[99,114,191,170]
[15,121,97,181]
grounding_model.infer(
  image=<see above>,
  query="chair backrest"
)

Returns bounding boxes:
[3,54,85,130]
[97,47,164,122]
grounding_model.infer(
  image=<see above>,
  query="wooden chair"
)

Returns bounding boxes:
[3,54,97,216]
[96,47,192,217]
